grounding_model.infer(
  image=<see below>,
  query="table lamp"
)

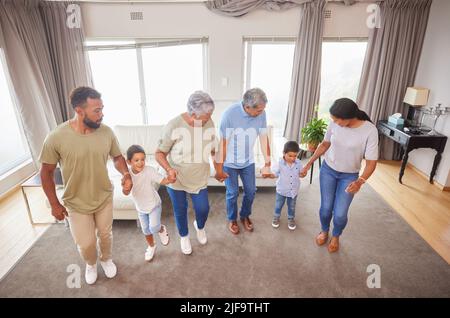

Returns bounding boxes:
[403,87,429,127]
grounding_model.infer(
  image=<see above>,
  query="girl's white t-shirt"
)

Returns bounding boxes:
[130,166,164,213]
[323,120,379,173]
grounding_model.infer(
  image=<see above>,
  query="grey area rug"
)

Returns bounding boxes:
[1,178,449,297]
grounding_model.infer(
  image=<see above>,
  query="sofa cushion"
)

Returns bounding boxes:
[113,125,164,155]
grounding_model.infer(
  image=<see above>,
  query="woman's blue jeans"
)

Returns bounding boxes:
[319,160,359,237]
[166,187,210,237]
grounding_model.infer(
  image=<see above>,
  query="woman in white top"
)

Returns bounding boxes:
[300,98,378,253]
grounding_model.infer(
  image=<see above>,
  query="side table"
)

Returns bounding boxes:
[21,168,66,225]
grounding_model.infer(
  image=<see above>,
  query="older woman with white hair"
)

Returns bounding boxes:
[155,91,218,255]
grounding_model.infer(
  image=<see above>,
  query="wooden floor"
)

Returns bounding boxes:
[0,161,449,281]
[0,187,51,281]
[368,160,450,264]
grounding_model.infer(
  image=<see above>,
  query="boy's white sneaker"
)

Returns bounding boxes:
[85,264,98,285]
[180,235,192,255]
[193,220,207,245]
[100,259,117,278]
[145,245,156,261]
[158,225,170,246]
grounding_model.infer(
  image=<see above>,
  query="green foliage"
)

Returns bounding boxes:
[301,118,328,148]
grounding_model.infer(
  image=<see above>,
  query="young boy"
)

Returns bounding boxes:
[124,145,176,261]
[267,141,304,230]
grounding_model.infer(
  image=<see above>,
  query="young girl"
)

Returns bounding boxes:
[124,144,175,261]
[267,141,304,230]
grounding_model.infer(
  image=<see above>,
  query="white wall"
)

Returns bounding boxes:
[81,2,370,122]
[409,0,450,187]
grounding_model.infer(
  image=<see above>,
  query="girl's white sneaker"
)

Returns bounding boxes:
[158,225,170,246]
[145,245,156,261]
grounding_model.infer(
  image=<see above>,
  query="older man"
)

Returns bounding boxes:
[215,88,271,234]
[39,86,132,285]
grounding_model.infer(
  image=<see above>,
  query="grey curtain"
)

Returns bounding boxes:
[205,0,370,17]
[283,0,326,142]
[0,0,92,164]
[205,0,310,17]
[40,1,93,122]
[356,0,432,160]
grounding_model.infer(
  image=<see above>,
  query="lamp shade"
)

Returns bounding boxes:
[403,87,429,107]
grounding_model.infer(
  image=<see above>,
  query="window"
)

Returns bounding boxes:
[0,51,31,176]
[88,48,142,126]
[141,44,204,125]
[87,39,207,127]
[318,40,368,120]
[244,39,295,138]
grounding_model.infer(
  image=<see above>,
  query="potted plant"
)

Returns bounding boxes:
[301,117,328,152]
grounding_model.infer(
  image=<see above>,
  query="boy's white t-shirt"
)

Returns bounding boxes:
[323,120,379,173]
[130,166,164,213]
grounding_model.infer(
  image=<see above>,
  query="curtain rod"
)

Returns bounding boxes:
[45,0,206,3]
[46,0,382,3]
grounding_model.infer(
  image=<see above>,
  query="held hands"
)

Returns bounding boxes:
[51,202,68,221]
[215,170,229,183]
[121,173,133,195]
[260,165,273,178]
[299,165,310,178]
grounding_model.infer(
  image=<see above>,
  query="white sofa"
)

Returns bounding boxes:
[109,124,276,220]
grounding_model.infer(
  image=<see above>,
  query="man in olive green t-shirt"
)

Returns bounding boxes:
[39,86,132,285]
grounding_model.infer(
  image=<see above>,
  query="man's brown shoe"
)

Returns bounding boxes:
[315,232,329,246]
[241,217,254,232]
[228,221,240,235]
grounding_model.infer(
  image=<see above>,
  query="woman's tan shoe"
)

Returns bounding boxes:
[315,232,329,246]
[327,237,340,253]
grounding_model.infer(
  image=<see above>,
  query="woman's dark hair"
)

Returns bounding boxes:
[283,141,300,154]
[126,144,145,161]
[329,98,372,122]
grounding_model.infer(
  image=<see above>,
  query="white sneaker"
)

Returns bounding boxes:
[85,264,97,285]
[145,245,156,261]
[180,235,192,255]
[99,259,117,278]
[158,225,170,246]
[193,220,207,245]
